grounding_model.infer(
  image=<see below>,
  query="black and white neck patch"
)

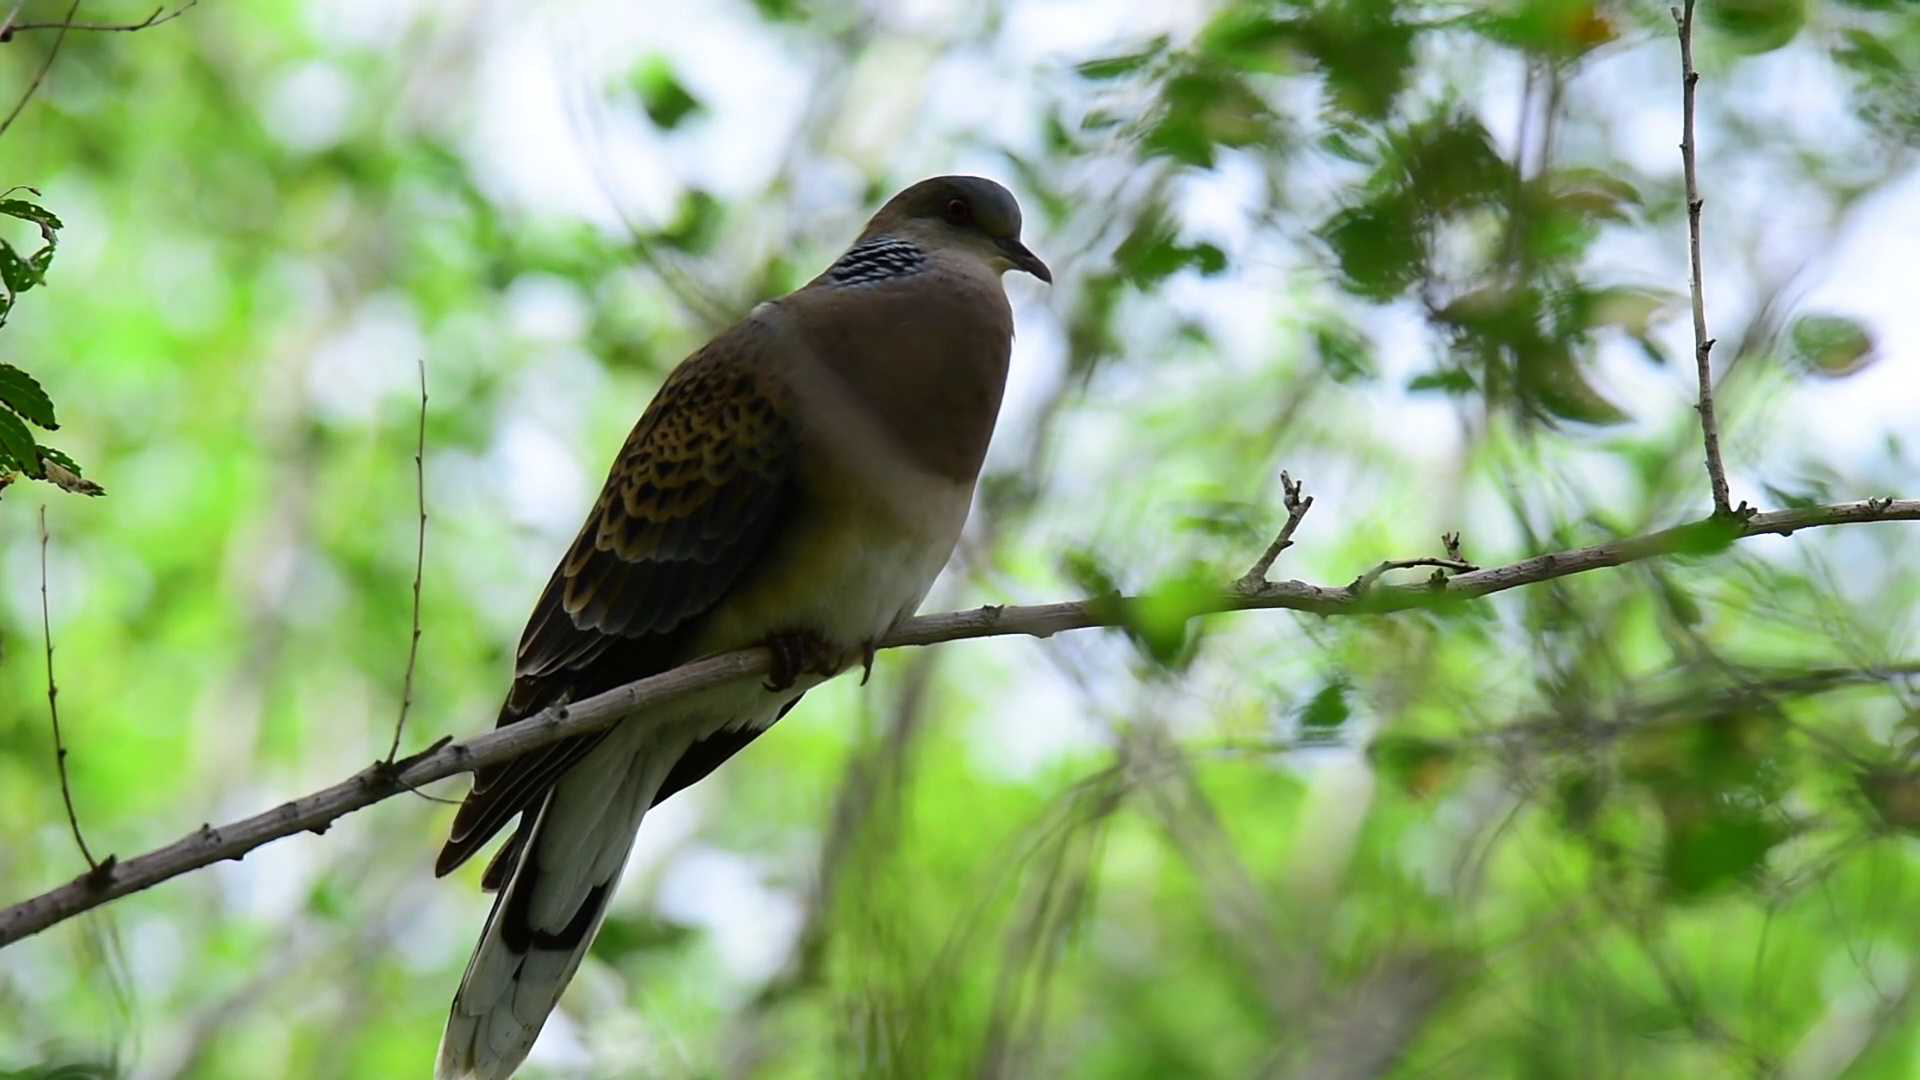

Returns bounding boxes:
[827,237,927,287]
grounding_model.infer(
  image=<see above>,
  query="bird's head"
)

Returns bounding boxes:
[862,175,1051,284]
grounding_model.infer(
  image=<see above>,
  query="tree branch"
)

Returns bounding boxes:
[0,0,193,38]
[0,0,81,141]
[384,357,429,766]
[1235,470,1313,592]
[0,496,1913,948]
[1673,0,1740,519]
[38,506,103,876]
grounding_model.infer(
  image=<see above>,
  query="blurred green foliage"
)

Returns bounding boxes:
[1,0,1919,1078]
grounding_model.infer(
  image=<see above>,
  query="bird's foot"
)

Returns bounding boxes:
[859,639,877,685]
[762,628,845,692]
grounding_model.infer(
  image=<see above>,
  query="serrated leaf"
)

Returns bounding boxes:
[0,240,42,295]
[0,364,56,428]
[0,406,42,477]
[40,453,103,496]
[0,197,62,241]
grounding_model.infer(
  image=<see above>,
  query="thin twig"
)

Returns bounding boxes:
[384,357,429,765]
[1,0,192,37]
[1673,0,1741,519]
[39,507,99,873]
[1,496,1916,948]
[1351,556,1480,595]
[1235,471,1314,592]
[0,0,81,140]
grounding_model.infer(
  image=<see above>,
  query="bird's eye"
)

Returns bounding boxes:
[943,198,972,226]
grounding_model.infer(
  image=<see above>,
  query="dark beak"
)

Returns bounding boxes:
[998,237,1052,283]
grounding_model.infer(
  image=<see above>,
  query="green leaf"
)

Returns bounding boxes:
[1299,680,1351,730]
[1475,0,1619,59]
[1368,735,1457,796]
[1522,351,1628,425]
[1702,0,1806,55]
[1113,208,1228,286]
[1142,69,1275,168]
[0,240,43,295]
[1322,197,1425,299]
[1312,321,1374,383]
[1760,483,1821,510]
[1075,38,1166,80]
[1787,313,1875,378]
[629,56,704,130]
[1653,570,1702,627]
[1662,809,1780,898]
[654,188,722,253]
[1124,568,1216,669]
[1407,368,1475,394]
[0,405,43,477]
[0,197,64,240]
[0,363,56,429]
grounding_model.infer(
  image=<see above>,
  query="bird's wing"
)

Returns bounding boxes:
[437,324,798,877]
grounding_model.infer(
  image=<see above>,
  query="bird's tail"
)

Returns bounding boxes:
[436,731,684,1080]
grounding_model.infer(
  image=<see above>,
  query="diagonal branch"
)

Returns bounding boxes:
[0,497,1914,948]
[0,0,81,140]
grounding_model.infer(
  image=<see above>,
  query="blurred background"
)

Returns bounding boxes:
[2,0,1919,1076]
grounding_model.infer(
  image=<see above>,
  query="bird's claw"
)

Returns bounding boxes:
[762,628,843,692]
[859,639,877,685]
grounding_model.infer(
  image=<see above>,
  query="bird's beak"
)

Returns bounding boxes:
[998,237,1052,284]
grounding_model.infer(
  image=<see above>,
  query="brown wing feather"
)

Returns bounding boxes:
[437,326,798,877]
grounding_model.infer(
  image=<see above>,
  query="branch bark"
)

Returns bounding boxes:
[38,506,100,875]
[0,496,1913,948]
[1673,0,1739,518]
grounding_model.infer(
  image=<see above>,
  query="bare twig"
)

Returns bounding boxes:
[384,357,429,765]
[0,0,81,140]
[1351,556,1479,595]
[1,497,1916,947]
[39,507,101,874]
[1,0,192,37]
[1235,471,1314,592]
[1673,0,1741,519]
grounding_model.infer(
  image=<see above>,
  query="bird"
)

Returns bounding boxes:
[434,176,1050,1080]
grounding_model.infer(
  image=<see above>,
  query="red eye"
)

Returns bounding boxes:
[944,197,972,226]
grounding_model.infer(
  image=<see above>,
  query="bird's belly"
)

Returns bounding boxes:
[684,473,972,679]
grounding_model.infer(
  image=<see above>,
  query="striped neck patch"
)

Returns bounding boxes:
[827,237,927,286]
